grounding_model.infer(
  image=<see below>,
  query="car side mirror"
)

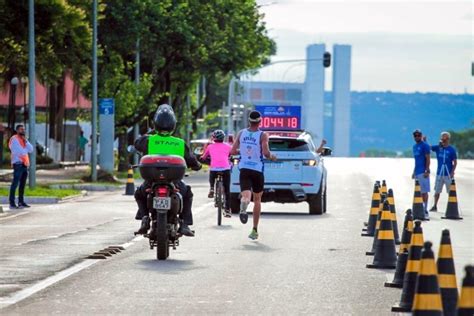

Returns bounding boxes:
[321,147,332,156]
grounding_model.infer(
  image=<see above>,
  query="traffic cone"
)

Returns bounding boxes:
[364,182,380,227]
[457,265,474,316]
[412,241,443,316]
[437,229,458,316]
[385,248,409,288]
[412,179,425,220]
[125,167,135,195]
[381,179,388,195]
[399,209,414,254]
[367,200,397,269]
[362,185,381,237]
[392,220,425,312]
[387,188,400,245]
[366,196,385,255]
[442,179,463,220]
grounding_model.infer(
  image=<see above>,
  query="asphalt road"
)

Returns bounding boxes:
[0,158,472,315]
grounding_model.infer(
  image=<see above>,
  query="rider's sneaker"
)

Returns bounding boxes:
[239,201,249,224]
[224,209,232,218]
[178,223,195,237]
[136,216,150,235]
[208,190,214,199]
[248,228,258,240]
[429,206,437,212]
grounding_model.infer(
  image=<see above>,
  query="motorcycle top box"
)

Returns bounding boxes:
[138,155,186,182]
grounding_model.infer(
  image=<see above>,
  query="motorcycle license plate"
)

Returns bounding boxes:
[153,197,171,210]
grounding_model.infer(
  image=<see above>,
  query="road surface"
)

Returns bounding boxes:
[0,158,472,315]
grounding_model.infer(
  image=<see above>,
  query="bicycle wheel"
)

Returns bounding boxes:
[216,180,223,226]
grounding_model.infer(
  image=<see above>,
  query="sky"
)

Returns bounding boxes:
[254,0,473,93]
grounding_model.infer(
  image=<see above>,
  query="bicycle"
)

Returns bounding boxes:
[214,171,226,226]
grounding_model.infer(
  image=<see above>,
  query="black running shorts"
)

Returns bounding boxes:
[239,168,264,193]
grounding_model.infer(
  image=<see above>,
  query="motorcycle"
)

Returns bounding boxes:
[130,147,187,260]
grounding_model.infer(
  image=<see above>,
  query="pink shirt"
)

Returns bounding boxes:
[201,142,232,170]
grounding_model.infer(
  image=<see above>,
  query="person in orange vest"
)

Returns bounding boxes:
[8,124,34,209]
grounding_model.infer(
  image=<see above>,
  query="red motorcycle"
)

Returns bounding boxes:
[136,154,187,260]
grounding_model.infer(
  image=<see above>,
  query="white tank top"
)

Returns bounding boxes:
[238,129,263,172]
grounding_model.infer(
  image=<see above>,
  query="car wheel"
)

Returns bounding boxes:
[307,180,324,215]
[230,193,240,214]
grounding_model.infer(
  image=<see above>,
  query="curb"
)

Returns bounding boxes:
[0,192,87,205]
[49,184,122,192]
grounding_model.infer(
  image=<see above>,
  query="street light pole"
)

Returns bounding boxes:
[90,0,98,181]
[133,38,140,165]
[28,0,36,188]
[227,77,235,136]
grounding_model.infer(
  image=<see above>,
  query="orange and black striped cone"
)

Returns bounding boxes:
[412,179,425,220]
[367,200,397,269]
[442,179,463,220]
[385,248,409,288]
[125,166,135,195]
[381,179,388,195]
[412,241,443,316]
[362,185,381,237]
[392,220,425,312]
[387,188,400,245]
[457,265,474,315]
[399,209,414,255]
[437,229,458,316]
[364,182,380,227]
[366,195,385,255]
[385,211,414,287]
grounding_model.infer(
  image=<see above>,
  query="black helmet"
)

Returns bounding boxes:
[153,104,176,134]
[212,129,225,142]
[248,110,262,123]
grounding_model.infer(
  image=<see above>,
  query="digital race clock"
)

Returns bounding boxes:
[255,105,301,131]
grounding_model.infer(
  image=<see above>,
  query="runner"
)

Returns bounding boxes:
[230,110,277,240]
[201,129,232,217]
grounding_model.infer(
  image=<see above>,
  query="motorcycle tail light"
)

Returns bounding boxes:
[156,187,168,197]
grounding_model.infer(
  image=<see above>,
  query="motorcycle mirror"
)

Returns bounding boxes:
[127,145,136,154]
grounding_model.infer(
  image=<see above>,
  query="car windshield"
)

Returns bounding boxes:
[269,139,309,151]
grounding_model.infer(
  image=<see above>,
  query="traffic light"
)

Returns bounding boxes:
[323,52,331,68]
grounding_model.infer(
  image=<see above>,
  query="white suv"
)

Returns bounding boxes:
[229,131,331,215]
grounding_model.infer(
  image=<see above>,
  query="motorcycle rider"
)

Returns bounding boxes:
[134,104,202,237]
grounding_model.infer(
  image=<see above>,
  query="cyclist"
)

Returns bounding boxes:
[201,129,232,217]
[230,110,276,240]
[134,104,202,237]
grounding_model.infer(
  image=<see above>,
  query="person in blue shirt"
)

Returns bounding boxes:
[428,131,457,212]
[412,129,431,220]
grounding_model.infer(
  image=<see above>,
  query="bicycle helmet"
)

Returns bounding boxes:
[212,129,225,142]
[248,110,262,123]
[153,104,176,134]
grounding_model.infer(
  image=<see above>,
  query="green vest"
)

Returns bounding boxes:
[148,134,185,157]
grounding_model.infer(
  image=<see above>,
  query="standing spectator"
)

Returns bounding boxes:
[429,131,457,212]
[412,129,431,220]
[8,124,34,209]
[77,130,88,161]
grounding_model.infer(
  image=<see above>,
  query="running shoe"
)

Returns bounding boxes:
[429,206,437,212]
[248,228,258,240]
[208,190,214,199]
[239,201,249,224]
[224,209,232,218]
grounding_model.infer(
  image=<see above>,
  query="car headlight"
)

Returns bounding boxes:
[303,159,317,166]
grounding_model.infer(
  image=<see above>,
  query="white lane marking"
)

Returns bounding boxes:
[0,211,29,222]
[0,235,143,309]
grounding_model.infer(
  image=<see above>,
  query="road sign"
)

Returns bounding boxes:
[99,98,114,115]
[255,105,301,130]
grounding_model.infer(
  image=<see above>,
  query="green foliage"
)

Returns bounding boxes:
[0,0,92,85]
[0,186,80,198]
[449,128,474,159]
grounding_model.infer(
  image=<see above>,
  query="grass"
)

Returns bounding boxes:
[0,186,81,198]
[115,170,142,180]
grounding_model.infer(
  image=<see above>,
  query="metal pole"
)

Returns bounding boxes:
[221,101,226,130]
[133,39,140,165]
[227,77,235,136]
[28,0,36,188]
[90,0,98,181]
